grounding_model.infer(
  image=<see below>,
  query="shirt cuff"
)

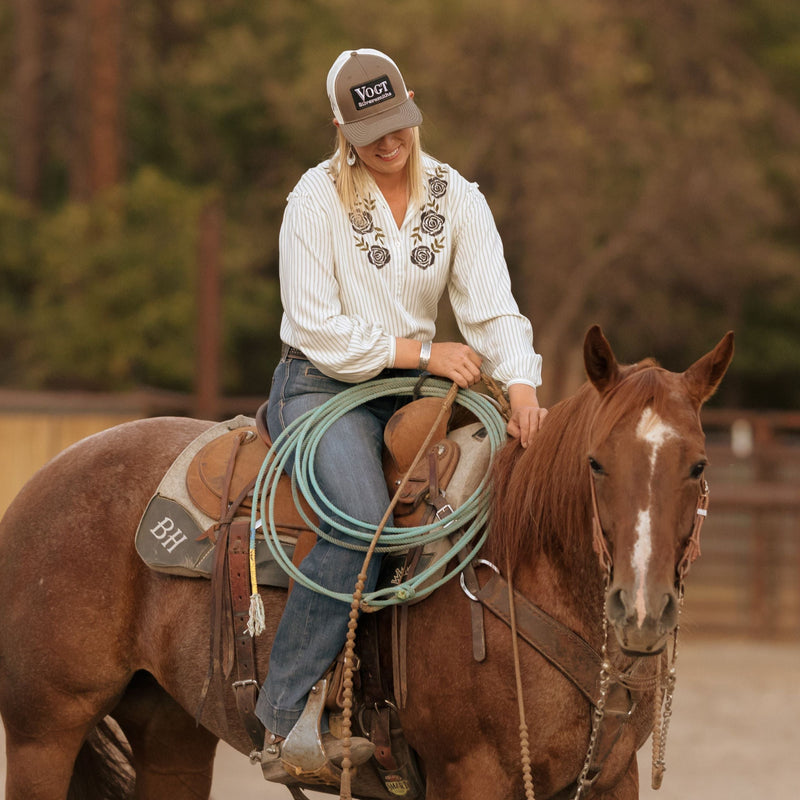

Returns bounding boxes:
[505,378,541,391]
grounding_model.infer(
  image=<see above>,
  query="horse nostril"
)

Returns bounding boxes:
[607,587,628,625]
[659,592,679,632]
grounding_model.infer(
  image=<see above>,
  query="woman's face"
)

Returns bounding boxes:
[353,127,415,181]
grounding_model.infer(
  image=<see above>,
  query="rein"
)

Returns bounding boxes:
[337,374,509,799]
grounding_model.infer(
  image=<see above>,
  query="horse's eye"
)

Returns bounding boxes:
[690,461,707,479]
[588,456,605,475]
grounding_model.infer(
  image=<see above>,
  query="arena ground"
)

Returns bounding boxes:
[1,639,797,799]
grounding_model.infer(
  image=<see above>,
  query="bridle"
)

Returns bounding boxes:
[581,468,711,795]
[588,466,710,585]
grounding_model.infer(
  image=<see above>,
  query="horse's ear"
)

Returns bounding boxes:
[584,325,621,395]
[682,331,735,406]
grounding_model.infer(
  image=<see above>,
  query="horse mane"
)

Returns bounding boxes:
[484,358,672,576]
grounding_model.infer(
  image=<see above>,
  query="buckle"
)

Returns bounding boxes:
[435,503,454,520]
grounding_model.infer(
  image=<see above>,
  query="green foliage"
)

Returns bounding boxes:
[25,169,203,390]
[1,0,800,405]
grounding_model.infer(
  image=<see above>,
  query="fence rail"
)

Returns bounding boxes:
[689,409,800,638]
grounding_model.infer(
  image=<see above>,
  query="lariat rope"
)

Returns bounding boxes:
[246,376,508,628]
[245,375,507,800]
[338,381,460,800]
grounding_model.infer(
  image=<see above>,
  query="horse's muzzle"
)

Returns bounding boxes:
[606,584,679,655]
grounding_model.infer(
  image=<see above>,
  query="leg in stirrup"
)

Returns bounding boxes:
[260,677,374,786]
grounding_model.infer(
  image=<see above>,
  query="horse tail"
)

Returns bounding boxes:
[67,719,135,800]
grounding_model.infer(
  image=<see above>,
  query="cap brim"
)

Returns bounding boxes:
[339,99,423,147]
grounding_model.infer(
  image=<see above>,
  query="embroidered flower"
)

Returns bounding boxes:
[410,246,434,270]
[368,246,391,269]
[349,210,374,235]
[420,211,445,237]
[428,176,448,198]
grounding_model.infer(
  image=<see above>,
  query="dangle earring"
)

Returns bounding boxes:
[346,145,357,167]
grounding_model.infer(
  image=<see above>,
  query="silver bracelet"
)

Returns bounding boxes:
[418,340,432,371]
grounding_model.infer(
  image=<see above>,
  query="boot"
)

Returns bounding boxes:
[261,729,375,783]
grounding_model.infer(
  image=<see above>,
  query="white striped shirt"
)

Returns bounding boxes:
[278,154,542,388]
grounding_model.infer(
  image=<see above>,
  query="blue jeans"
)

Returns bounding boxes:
[255,353,416,737]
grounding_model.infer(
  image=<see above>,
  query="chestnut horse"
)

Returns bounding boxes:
[0,326,733,800]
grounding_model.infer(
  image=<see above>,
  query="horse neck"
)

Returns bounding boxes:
[487,387,605,618]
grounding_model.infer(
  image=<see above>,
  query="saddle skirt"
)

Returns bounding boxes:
[135,403,492,591]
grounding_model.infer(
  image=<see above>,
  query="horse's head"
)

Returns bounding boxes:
[583,325,734,655]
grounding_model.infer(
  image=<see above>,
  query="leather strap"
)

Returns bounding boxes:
[459,561,487,662]
[194,437,264,746]
[477,570,645,792]
[229,519,265,749]
[391,605,409,709]
[358,615,399,771]
[477,571,610,708]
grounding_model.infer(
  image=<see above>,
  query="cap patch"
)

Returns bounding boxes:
[350,75,396,112]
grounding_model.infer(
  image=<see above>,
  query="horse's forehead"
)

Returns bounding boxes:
[635,406,679,447]
[602,393,701,450]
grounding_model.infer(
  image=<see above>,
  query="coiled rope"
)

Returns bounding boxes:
[246,376,507,626]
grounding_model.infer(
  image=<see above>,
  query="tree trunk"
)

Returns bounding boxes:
[13,0,44,203]
[70,0,122,199]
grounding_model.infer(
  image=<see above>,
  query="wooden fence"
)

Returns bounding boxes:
[684,409,800,639]
[0,391,798,639]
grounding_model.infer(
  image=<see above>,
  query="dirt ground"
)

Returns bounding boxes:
[2,638,798,799]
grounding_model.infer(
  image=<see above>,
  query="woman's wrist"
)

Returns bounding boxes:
[418,340,432,370]
[507,382,540,411]
[393,337,432,370]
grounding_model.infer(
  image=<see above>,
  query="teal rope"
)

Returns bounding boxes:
[250,377,507,608]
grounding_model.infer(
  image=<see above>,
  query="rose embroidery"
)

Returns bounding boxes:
[351,197,390,269]
[420,211,445,237]
[350,166,450,270]
[409,168,448,269]
[349,210,374,235]
[428,176,448,198]
[368,246,391,269]
[410,246,434,270]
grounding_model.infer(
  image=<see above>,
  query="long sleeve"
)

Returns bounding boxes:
[448,184,542,388]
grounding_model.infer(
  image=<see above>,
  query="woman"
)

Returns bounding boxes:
[257,48,547,780]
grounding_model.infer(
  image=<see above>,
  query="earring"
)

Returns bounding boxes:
[346,145,357,167]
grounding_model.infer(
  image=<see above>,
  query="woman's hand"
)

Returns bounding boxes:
[393,338,482,388]
[506,384,548,448]
[427,342,482,388]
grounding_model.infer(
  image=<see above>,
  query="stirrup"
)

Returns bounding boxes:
[260,678,374,787]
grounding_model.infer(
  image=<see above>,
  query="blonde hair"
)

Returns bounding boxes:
[330,127,426,215]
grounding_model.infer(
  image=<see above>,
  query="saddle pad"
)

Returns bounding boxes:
[135,415,299,587]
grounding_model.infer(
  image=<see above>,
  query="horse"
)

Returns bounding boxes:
[0,325,733,800]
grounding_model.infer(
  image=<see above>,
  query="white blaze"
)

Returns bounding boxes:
[633,408,678,626]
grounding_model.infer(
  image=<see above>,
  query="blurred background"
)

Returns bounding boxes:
[1,0,799,798]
